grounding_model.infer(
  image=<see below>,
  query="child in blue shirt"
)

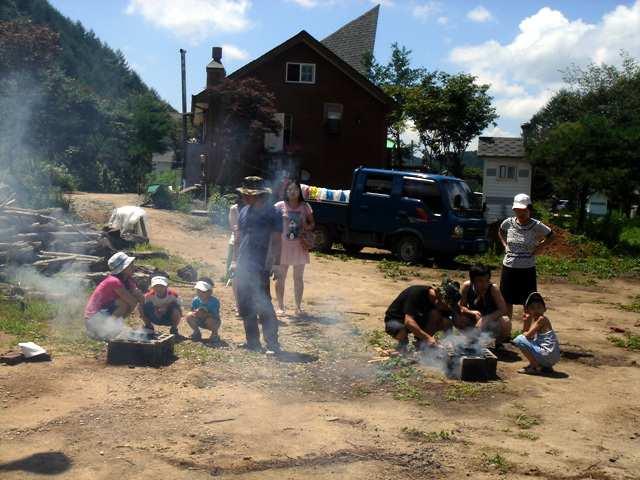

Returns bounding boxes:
[185,277,221,343]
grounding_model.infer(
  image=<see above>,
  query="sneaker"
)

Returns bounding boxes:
[169,326,179,335]
[265,344,282,355]
[206,335,221,345]
[240,342,263,352]
[190,330,202,342]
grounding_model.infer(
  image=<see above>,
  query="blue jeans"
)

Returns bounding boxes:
[512,334,559,368]
[142,302,180,326]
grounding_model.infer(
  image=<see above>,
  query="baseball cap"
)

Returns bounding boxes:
[150,276,168,287]
[512,193,531,210]
[194,280,213,292]
[108,252,135,274]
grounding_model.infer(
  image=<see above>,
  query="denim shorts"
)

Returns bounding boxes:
[512,334,559,368]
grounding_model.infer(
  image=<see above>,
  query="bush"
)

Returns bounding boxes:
[144,169,182,190]
[619,226,640,254]
[207,186,234,228]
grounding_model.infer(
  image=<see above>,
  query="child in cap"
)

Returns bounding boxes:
[185,277,221,343]
[512,292,561,374]
[84,251,144,340]
[141,276,182,335]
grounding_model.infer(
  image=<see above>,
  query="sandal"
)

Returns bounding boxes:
[518,365,542,375]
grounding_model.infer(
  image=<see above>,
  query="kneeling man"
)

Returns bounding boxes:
[458,264,511,343]
[384,280,461,352]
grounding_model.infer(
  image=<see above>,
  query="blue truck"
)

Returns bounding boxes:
[310,167,488,263]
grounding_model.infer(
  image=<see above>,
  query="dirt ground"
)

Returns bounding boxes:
[1,193,639,479]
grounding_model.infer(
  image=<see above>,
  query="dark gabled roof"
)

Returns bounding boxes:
[477,137,525,158]
[321,5,379,76]
[228,30,393,107]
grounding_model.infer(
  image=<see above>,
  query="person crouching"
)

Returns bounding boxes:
[512,292,561,374]
[185,278,221,344]
[141,276,181,335]
[84,252,144,340]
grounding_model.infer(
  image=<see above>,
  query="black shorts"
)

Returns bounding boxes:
[384,318,406,337]
[500,265,537,306]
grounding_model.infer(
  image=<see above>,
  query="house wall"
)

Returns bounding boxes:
[227,41,389,189]
[481,156,532,223]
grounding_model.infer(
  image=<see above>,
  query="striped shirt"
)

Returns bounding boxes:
[500,217,552,268]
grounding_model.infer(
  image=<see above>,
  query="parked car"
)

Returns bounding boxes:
[309,167,489,263]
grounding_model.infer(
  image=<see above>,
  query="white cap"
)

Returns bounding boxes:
[150,276,168,287]
[512,193,531,210]
[194,280,212,292]
[108,252,135,274]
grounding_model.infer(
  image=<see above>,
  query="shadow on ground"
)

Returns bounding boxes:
[0,452,72,475]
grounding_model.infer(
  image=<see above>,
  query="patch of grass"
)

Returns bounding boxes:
[445,382,483,401]
[481,452,511,474]
[536,255,640,280]
[402,427,454,442]
[513,412,541,430]
[607,333,640,351]
[175,341,225,363]
[618,295,640,313]
[457,252,502,269]
[377,259,421,280]
[366,329,394,349]
[0,299,53,340]
[376,357,428,404]
[517,431,539,441]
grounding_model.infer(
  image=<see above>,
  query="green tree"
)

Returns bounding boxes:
[406,72,497,177]
[364,44,425,165]
[525,54,640,230]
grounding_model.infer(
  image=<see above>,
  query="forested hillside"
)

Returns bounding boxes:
[0,0,178,204]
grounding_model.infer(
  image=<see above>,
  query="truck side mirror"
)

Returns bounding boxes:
[453,194,462,209]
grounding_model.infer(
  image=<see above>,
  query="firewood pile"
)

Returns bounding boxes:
[0,186,110,277]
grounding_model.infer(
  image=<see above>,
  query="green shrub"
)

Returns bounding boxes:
[207,186,234,228]
[144,169,182,190]
[619,226,640,254]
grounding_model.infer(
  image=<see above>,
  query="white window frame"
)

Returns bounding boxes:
[285,62,316,84]
[498,164,518,182]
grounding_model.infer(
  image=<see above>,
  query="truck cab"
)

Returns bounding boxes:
[310,167,488,263]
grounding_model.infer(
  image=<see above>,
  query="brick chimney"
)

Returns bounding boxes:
[206,46,226,88]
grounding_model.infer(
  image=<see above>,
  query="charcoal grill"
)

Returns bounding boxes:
[107,330,175,367]
[446,346,497,381]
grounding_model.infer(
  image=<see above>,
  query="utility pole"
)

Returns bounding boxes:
[180,49,187,185]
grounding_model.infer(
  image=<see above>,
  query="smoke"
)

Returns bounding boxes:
[416,326,495,377]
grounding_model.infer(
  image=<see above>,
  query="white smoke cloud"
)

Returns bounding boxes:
[221,44,250,61]
[125,0,252,45]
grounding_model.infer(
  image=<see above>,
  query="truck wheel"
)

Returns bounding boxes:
[312,225,333,253]
[395,235,423,263]
[342,243,363,255]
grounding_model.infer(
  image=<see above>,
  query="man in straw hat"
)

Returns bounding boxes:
[233,176,282,354]
[84,251,144,340]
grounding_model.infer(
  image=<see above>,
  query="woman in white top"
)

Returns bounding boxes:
[498,193,553,318]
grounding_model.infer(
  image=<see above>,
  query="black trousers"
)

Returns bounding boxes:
[236,269,279,349]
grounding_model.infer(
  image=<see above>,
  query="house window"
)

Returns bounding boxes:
[364,174,393,196]
[283,114,293,147]
[286,62,316,84]
[324,103,343,134]
[498,165,517,180]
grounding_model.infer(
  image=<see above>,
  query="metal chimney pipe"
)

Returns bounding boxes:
[212,47,222,62]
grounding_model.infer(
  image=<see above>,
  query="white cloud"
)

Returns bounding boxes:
[467,5,493,23]
[287,0,337,7]
[450,1,640,129]
[412,1,441,21]
[125,0,252,44]
[376,0,396,6]
[221,43,249,61]
[437,16,448,25]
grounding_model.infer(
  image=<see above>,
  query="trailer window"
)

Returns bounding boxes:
[364,175,392,195]
[402,179,443,214]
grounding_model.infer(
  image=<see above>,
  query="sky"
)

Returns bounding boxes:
[49,0,640,149]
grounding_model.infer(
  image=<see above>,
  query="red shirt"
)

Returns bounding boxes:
[84,275,135,319]
[144,288,179,314]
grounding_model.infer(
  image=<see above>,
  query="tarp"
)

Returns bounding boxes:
[108,206,147,235]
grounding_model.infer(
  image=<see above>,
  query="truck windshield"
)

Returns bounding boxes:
[445,180,483,217]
